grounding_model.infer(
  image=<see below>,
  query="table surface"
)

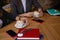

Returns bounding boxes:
[0,13,60,40]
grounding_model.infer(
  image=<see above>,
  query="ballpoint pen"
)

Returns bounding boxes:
[18,28,32,37]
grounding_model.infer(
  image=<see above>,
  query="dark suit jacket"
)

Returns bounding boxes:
[10,0,41,20]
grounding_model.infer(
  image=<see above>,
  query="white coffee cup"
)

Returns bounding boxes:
[33,11,40,18]
[15,21,24,28]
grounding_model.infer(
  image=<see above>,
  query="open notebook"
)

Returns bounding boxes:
[47,9,60,15]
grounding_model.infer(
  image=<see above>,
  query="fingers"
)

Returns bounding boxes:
[38,9,43,17]
[16,16,20,21]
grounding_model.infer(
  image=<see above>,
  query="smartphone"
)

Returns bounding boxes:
[6,30,17,37]
[32,18,44,23]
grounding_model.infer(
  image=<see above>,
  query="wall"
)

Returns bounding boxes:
[38,0,58,10]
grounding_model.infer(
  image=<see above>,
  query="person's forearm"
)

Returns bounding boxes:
[18,12,33,17]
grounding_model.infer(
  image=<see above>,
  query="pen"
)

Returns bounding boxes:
[20,28,32,34]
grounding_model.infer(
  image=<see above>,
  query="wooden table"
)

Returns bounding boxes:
[0,13,60,40]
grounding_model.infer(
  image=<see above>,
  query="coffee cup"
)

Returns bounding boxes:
[33,11,40,18]
[15,21,24,28]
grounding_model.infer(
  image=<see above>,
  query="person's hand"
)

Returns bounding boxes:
[20,17,29,26]
[16,16,29,27]
[38,8,43,17]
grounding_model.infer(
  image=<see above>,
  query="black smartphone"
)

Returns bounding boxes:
[6,30,17,37]
[32,18,44,23]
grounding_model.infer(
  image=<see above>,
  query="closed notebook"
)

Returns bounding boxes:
[17,28,40,40]
[47,9,60,15]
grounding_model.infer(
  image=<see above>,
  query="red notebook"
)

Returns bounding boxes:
[17,28,40,40]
